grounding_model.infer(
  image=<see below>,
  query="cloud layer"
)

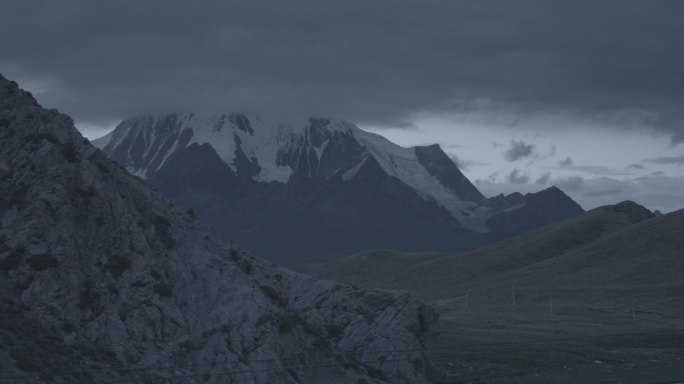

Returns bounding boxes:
[2,0,684,143]
[504,140,535,161]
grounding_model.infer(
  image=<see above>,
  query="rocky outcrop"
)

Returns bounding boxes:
[0,75,436,383]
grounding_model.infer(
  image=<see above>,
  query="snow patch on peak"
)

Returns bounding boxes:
[348,129,488,231]
[342,153,370,181]
[97,113,489,230]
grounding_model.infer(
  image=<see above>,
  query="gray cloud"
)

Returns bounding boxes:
[1,0,684,141]
[504,140,535,161]
[535,172,551,185]
[583,188,624,198]
[449,155,472,171]
[506,169,530,184]
[558,157,574,167]
[550,163,638,177]
[644,155,684,165]
[555,176,585,192]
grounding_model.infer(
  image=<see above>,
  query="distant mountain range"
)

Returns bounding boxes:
[94,113,583,265]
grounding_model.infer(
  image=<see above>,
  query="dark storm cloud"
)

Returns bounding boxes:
[2,0,684,139]
[535,172,551,185]
[506,169,529,184]
[555,176,584,192]
[644,155,684,165]
[504,140,535,161]
[583,188,624,198]
[449,155,473,172]
[557,157,574,167]
[552,161,638,177]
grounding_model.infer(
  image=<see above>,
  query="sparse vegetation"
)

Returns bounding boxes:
[178,340,203,353]
[326,324,344,338]
[286,368,301,383]
[0,235,8,252]
[186,208,196,219]
[260,284,286,306]
[312,338,332,353]
[0,245,25,272]
[104,255,131,278]
[153,215,175,249]
[107,285,119,296]
[256,314,274,327]
[7,183,28,207]
[278,315,297,334]
[153,282,173,297]
[26,252,59,271]
[62,321,76,333]
[10,349,37,372]
[229,248,240,262]
[78,280,100,312]
[61,143,78,162]
[173,340,204,365]
[24,132,56,146]
[240,259,252,274]
[365,366,385,381]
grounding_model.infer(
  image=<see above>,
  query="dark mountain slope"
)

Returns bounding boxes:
[303,201,663,301]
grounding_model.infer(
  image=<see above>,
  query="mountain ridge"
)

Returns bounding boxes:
[96,112,584,264]
[301,200,663,301]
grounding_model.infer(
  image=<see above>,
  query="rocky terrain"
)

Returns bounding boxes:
[94,114,583,265]
[0,75,436,383]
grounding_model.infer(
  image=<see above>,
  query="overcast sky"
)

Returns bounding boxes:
[2,1,684,212]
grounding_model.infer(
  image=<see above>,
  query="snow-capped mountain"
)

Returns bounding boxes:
[95,113,583,264]
[94,114,486,225]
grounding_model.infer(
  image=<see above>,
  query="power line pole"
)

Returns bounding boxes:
[632,304,636,324]
[512,286,516,306]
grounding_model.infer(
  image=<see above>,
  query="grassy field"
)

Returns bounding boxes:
[429,299,684,383]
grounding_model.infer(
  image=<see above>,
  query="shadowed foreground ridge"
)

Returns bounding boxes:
[0,74,436,383]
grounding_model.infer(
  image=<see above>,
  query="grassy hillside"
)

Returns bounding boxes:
[302,201,684,383]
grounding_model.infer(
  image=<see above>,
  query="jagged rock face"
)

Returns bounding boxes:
[95,113,584,265]
[0,75,437,383]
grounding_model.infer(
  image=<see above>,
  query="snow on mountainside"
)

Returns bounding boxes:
[94,113,488,229]
[96,113,583,264]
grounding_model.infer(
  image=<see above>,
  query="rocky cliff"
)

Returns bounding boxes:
[0,75,436,383]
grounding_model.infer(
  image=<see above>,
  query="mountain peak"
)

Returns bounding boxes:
[414,143,484,202]
[96,112,488,217]
[1,73,39,109]
[96,110,584,262]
